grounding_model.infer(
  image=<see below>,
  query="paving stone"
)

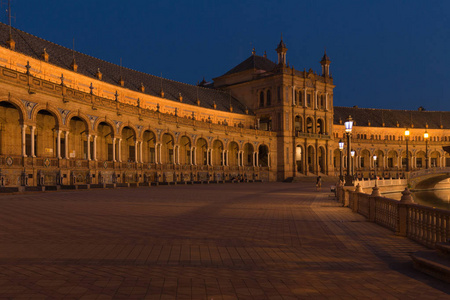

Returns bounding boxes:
[0,183,449,299]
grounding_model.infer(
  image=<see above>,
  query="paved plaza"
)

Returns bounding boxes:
[0,182,449,299]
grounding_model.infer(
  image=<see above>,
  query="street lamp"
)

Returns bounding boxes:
[373,155,378,187]
[405,129,410,172]
[344,115,354,186]
[338,139,344,182]
[424,130,429,169]
[351,149,355,179]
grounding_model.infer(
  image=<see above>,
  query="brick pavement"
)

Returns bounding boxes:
[0,182,449,299]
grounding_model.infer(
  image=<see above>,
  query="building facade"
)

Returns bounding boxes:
[0,23,449,187]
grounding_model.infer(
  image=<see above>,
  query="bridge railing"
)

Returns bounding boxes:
[409,167,450,179]
[353,178,407,188]
[338,186,450,249]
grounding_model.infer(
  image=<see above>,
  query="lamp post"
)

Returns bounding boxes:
[339,139,344,182]
[373,155,378,186]
[344,116,354,186]
[405,129,410,172]
[351,149,355,179]
[424,130,429,169]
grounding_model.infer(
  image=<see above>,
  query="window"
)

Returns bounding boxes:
[307,94,311,107]
[266,90,271,106]
[320,95,324,108]
[259,91,264,108]
[361,157,365,168]
[298,91,303,106]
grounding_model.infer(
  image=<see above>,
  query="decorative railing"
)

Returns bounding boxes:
[339,187,450,249]
[407,205,450,248]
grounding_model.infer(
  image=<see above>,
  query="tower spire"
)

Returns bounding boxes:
[320,48,331,77]
[275,33,287,66]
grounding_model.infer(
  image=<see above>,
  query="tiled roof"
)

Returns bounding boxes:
[221,54,277,77]
[334,106,450,129]
[0,23,249,115]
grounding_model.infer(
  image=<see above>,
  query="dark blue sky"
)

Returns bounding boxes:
[7,0,450,111]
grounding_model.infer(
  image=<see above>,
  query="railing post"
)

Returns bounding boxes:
[396,188,414,236]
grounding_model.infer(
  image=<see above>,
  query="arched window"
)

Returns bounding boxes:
[266,90,271,106]
[259,91,264,108]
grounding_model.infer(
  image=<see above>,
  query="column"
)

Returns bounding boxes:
[173,145,176,164]
[21,124,27,157]
[159,143,162,164]
[314,91,318,109]
[190,146,194,165]
[154,143,159,164]
[112,137,116,162]
[210,149,213,166]
[256,151,259,167]
[140,141,143,163]
[193,147,197,165]
[87,134,91,160]
[303,89,307,108]
[118,138,122,162]
[135,140,138,162]
[268,153,271,167]
[64,130,68,159]
[31,126,36,157]
[57,130,62,159]
[177,145,180,164]
[93,135,97,161]
[222,150,225,166]
[226,150,229,166]
[325,93,328,111]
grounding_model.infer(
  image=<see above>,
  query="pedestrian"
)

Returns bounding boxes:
[316,176,322,191]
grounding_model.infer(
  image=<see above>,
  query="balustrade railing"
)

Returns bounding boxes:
[339,186,450,249]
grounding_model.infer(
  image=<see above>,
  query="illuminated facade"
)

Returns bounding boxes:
[0,23,448,187]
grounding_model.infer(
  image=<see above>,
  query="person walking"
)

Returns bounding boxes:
[316,176,322,191]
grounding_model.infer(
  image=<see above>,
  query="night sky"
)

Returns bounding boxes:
[6,1,450,111]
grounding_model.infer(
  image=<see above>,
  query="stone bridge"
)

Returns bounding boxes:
[408,167,450,190]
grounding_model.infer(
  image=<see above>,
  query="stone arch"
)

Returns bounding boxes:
[31,104,63,128]
[333,148,342,175]
[415,150,426,168]
[243,142,254,167]
[306,117,314,133]
[67,116,90,160]
[0,101,24,155]
[374,149,385,169]
[318,146,326,174]
[96,121,115,161]
[161,133,174,164]
[35,109,59,158]
[294,115,303,133]
[196,137,208,165]
[93,118,116,136]
[430,150,441,168]
[316,118,325,134]
[307,145,315,173]
[118,124,138,138]
[387,150,399,169]
[121,126,137,162]
[295,144,304,173]
[0,98,25,122]
[179,135,191,165]
[360,149,371,169]
[212,139,224,165]
[259,144,269,167]
[142,130,156,163]
[228,141,239,166]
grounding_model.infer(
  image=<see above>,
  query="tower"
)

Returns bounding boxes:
[320,50,331,77]
[276,36,287,66]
